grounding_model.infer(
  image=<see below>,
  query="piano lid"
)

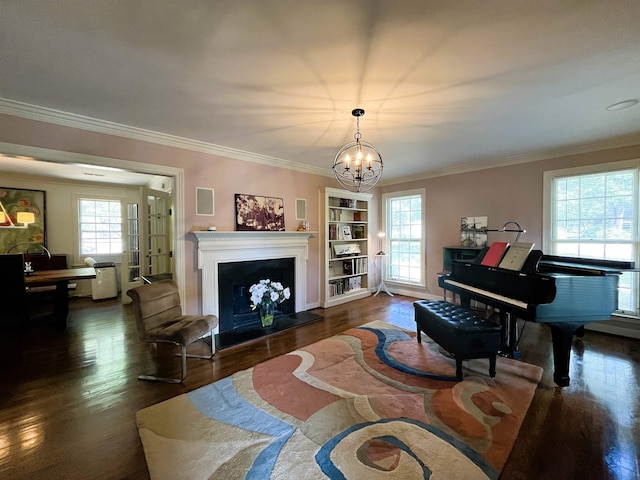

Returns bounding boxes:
[538,255,635,276]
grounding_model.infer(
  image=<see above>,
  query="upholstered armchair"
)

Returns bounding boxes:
[127,280,218,383]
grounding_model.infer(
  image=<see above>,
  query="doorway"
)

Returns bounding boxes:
[0,143,186,302]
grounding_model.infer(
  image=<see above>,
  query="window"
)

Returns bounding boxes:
[383,189,425,285]
[78,199,122,255]
[544,162,638,314]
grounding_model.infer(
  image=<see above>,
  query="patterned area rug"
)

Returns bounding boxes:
[136,321,542,479]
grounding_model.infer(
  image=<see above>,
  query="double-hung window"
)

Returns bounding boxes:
[383,189,425,286]
[544,161,638,314]
[78,198,122,255]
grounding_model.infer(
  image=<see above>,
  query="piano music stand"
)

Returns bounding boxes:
[374,254,393,297]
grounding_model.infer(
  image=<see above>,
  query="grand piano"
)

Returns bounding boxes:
[438,250,634,386]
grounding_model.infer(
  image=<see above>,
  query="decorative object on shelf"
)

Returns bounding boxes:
[339,198,357,208]
[460,216,488,247]
[333,243,361,256]
[332,108,383,192]
[0,187,46,253]
[235,194,285,231]
[249,279,291,328]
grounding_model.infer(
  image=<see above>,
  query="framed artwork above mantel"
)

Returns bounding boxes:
[235,194,285,231]
[0,186,46,253]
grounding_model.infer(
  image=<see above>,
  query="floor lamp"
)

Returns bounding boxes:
[374,232,393,297]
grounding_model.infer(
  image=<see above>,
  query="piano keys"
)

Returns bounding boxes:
[438,250,633,386]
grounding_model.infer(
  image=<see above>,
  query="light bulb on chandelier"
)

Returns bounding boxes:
[332,108,383,192]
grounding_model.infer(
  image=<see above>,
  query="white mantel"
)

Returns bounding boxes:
[194,231,315,321]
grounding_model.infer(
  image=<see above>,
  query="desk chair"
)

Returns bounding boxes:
[127,280,218,383]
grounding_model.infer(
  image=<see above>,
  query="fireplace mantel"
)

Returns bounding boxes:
[194,231,315,322]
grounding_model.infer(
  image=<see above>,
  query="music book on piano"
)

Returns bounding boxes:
[480,241,510,266]
[498,242,535,271]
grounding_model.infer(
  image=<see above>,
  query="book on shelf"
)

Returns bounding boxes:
[340,225,352,240]
[353,257,367,274]
[329,280,345,297]
[497,242,535,271]
[329,224,337,240]
[480,241,510,266]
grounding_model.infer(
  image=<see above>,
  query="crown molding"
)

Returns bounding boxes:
[381,133,640,186]
[0,98,332,178]
[4,98,640,187]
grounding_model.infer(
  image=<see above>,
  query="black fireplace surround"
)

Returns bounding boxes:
[218,257,296,332]
[215,257,321,348]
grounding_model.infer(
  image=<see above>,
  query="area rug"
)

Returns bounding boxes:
[136,321,543,479]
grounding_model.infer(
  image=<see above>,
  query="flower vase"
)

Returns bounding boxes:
[259,302,275,327]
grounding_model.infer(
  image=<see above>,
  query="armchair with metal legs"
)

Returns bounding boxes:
[127,280,218,383]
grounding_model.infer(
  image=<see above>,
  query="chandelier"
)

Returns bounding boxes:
[332,108,383,192]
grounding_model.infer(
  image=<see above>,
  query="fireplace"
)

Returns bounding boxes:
[194,231,320,348]
[218,257,295,332]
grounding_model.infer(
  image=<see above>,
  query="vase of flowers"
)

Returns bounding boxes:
[249,279,291,328]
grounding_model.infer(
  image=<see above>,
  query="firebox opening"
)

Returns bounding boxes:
[218,257,296,333]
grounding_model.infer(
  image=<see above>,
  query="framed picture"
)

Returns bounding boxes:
[340,225,352,239]
[235,194,285,231]
[352,224,365,239]
[0,186,46,252]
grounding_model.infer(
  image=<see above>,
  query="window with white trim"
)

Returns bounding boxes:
[383,189,425,285]
[78,198,122,255]
[544,162,638,314]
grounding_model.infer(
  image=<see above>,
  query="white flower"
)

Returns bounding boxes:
[249,278,291,310]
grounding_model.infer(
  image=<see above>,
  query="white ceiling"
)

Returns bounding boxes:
[1,0,640,185]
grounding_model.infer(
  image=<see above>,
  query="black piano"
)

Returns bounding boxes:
[438,250,634,386]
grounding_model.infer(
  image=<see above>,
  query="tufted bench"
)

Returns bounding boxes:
[414,300,501,380]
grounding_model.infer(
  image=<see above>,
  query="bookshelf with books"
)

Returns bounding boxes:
[321,187,372,307]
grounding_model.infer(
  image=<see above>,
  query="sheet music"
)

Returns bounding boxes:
[443,279,529,310]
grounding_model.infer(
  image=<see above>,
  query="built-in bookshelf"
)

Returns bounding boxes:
[320,187,372,307]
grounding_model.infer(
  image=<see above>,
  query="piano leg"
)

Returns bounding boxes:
[548,323,581,387]
[499,311,521,359]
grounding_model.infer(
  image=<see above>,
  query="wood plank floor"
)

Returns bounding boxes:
[1,294,639,479]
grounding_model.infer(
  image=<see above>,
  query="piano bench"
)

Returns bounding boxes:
[414,300,501,380]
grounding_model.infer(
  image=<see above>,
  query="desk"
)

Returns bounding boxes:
[25,267,96,329]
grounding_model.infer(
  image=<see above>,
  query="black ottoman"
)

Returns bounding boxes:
[414,300,501,379]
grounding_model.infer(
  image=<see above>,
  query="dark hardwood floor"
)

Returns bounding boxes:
[1,294,639,479]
